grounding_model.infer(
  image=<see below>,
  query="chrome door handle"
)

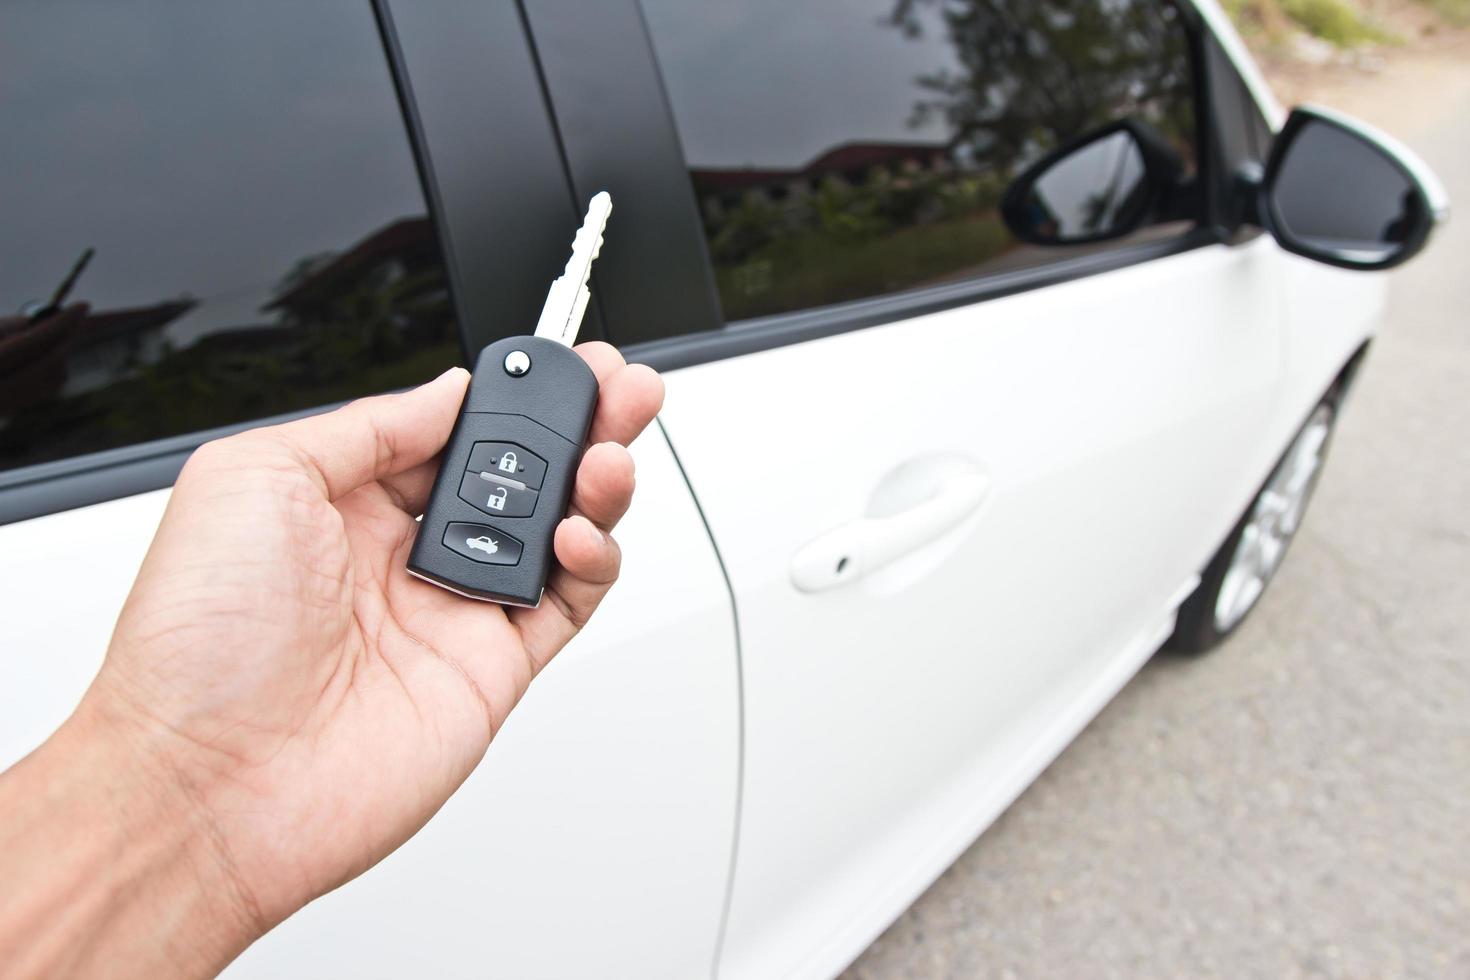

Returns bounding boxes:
[789,472,990,593]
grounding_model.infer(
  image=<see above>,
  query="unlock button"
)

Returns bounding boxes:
[458,470,539,518]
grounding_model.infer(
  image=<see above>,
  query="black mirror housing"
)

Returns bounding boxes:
[1257,105,1449,270]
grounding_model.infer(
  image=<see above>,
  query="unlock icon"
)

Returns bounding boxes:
[487,487,508,511]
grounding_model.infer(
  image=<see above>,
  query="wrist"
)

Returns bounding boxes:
[0,695,266,979]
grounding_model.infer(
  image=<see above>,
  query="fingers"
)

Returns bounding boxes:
[589,363,664,447]
[509,515,623,670]
[379,435,637,525]
[253,367,469,501]
[371,346,655,671]
[575,342,665,447]
[383,350,652,675]
[567,442,635,531]
[379,349,659,516]
[215,344,654,514]
[554,516,623,605]
[504,441,635,665]
[573,341,626,384]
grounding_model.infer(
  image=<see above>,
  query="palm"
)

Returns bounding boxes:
[95,344,662,931]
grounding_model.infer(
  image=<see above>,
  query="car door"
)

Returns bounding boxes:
[0,4,738,978]
[526,1,1288,976]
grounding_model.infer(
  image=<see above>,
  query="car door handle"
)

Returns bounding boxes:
[790,471,990,593]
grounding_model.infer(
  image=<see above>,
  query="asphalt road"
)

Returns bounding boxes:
[843,56,1470,980]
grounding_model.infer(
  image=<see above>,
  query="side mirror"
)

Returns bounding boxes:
[1258,105,1450,270]
[1001,120,1187,246]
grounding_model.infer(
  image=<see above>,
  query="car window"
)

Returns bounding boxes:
[640,0,1201,323]
[0,3,459,476]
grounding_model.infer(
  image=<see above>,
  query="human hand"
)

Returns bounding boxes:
[0,342,661,976]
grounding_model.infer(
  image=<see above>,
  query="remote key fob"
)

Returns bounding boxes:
[408,193,612,606]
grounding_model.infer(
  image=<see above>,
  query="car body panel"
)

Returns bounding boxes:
[1279,256,1386,422]
[656,236,1290,979]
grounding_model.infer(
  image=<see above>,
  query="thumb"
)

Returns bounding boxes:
[255,367,470,501]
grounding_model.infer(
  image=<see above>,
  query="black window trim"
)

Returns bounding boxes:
[539,0,1236,374]
[0,399,360,524]
[0,0,570,526]
[623,225,1221,372]
[520,0,726,349]
[1202,30,1276,239]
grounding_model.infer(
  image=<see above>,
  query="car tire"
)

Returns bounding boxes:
[1167,391,1340,654]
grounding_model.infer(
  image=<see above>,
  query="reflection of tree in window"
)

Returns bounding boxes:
[677,0,1196,322]
[888,0,1195,177]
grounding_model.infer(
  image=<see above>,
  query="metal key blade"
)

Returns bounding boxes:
[533,191,613,347]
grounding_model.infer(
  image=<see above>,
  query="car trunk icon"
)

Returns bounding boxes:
[466,534,499,556]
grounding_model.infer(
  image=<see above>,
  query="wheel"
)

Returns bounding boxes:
[1168,396,1339,653]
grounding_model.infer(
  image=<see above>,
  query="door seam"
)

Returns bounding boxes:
[655,416,744,980]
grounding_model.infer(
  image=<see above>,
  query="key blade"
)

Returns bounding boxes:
[567,191,612,278]
[533,192,613,347]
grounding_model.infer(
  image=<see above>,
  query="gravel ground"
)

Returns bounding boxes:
[842,49,1470,980]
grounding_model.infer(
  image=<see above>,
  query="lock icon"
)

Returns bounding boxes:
[487,487,508,512]
[498,451,519,474]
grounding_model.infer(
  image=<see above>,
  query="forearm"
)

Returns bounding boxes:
[0,699,262,979]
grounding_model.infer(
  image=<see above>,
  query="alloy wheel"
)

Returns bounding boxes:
[1213,404,1334,632]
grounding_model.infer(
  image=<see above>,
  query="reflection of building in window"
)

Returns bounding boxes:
[60,299,198,398]
[1,216,457,467]
[1,217,450,416]
[693,140,955,222]
[0,299,196,413]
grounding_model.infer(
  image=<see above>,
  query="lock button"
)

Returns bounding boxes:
[458,470,539,518]
[466,442,547,489]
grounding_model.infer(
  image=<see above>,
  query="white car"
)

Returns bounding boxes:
[0,0,1446,977]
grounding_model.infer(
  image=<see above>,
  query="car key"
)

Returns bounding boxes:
[407,192,612,606]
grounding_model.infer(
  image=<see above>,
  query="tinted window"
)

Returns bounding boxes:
[0,3,459,474]
[641,0,1199,322]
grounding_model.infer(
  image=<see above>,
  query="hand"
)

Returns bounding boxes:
[0,342,662,977]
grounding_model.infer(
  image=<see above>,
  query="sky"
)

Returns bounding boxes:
[641,0,963,170]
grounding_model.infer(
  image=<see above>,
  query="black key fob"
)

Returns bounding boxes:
[407,336,598,606]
